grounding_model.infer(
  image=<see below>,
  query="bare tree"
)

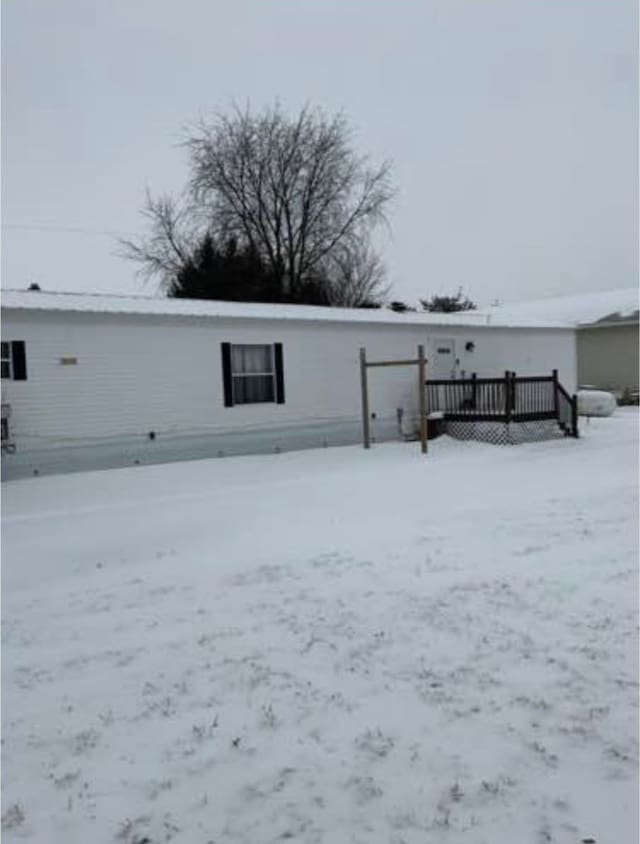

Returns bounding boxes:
[120,191,199,288]
[322,237,390,306]
[122,103,394,304]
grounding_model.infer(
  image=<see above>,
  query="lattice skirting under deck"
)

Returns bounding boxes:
[444,419,567,445]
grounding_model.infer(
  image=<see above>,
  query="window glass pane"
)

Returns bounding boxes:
[231,345,245,372]
[233,374,275,404]
[251,345,272,373]
[232,344,272,374]
[0,342,9,359]
[1,361,10,379]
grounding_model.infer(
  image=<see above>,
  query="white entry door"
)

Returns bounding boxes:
[432,339,456,379]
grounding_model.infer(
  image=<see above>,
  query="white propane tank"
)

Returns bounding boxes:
[577,390,617,418]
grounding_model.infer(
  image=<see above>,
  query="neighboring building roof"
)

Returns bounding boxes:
[586,309,640,329]
[478,288,639,327]
[0,289,572,330]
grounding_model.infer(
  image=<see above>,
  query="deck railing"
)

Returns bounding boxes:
[555,380,578,437]
[425,370,578,436]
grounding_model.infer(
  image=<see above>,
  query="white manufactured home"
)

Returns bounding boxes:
[0,290,577,479]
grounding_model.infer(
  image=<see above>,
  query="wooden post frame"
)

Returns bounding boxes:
[359,347,371,449]
[571,393,579,438]
[551,369,559,420]
[418,344,427,454]
[359,345,428,455]
[504,370,512,424]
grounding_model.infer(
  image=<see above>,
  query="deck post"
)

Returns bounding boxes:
[504,371,512,424]
[418,344,427,454]
[359,347,371,449]
[552,369,559,420]
[571,393,579,438]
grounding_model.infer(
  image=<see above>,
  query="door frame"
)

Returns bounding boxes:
[431,337,458,380]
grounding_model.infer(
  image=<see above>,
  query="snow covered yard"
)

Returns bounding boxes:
[2,411,638,844]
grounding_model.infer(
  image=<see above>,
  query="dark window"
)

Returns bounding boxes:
[221,342,285,406]
[231,344,275,405]
[1,341,27,380]
[1,342,10,379]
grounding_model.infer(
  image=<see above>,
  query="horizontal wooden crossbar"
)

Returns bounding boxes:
[366,359,421,368]
[511,376,555,384]
[425,376,554,386]
[513,411,558,422]
[443,411,558,423]
[425,378,503,386]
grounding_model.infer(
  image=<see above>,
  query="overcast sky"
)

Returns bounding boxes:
[2,0,637,306]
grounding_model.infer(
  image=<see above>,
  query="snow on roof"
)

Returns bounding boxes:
[478,288,639,327]
[1,289,572,330]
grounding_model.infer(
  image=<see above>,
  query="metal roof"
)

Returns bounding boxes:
[1,289,573,330]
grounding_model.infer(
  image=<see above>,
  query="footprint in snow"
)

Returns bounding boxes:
[354,728,394,758]
[346,776,384,805]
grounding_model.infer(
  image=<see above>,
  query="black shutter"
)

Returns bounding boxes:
[274,343,285,404]
[12,341,27,381]
[221,342,233,406]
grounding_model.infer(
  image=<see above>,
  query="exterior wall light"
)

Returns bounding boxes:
[465,341,475,352]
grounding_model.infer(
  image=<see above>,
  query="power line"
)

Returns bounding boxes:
[2,223,138,237]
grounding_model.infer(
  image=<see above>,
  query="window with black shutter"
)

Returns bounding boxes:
[221,342,285,406]
[1,341,27,381]
[1,343,11,380]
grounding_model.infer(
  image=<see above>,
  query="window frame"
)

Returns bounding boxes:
[1,342,12,380]
[231,343,276,406]
[221,341,285,407]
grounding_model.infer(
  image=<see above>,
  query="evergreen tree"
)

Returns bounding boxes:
[168,235,331,305]
[420,289,476,313]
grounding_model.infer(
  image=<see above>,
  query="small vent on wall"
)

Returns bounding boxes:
[59,357,78,365]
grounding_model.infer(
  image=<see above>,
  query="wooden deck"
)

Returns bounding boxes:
[425,371,579,437]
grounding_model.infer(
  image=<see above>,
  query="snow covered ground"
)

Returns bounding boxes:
[2,411,638,844]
